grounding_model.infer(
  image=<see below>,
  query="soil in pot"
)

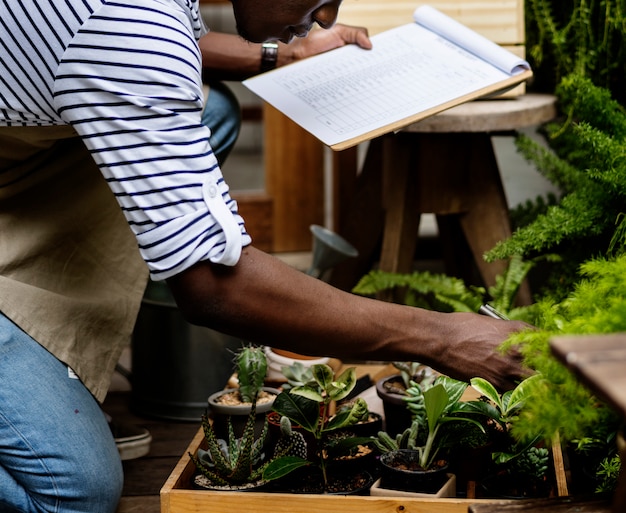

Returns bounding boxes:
[208,387,279,442]
[272,466,374,495]
[379,449,450,494]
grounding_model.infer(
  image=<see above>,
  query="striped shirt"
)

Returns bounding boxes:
[0,0,251,280]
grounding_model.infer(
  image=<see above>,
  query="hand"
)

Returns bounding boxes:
[286,23,372,62]
[427,312,531,391]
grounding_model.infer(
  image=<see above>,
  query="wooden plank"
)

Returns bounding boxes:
[336,0,524,44]
[550,333,626,418]
[468,497,612,513]
[232,192,274,252]
[116,496,161,513]
[263,103,324,252]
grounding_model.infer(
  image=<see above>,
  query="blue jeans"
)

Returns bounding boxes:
[0,312,123,513]
[202,81,241,166]
[0,83,240,513]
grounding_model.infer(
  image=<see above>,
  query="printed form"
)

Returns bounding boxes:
[244,6,531,150]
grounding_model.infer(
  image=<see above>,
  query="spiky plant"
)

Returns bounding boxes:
[190,400,270,487]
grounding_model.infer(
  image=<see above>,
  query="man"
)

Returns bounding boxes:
[0,1,528,512]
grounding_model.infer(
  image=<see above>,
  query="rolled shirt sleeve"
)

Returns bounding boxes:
[53,0,251,280]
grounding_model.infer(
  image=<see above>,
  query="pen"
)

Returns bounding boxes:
[478,304,509,320]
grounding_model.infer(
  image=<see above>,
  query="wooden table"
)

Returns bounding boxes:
[330,93,557,304]
[550,333,626,513]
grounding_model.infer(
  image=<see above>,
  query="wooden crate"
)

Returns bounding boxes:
[162,363,569,513]
[161,427,500,513]
[161,428,569,513]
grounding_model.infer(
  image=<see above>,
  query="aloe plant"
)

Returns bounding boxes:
[190,400,268,487]
[190,397,307,488]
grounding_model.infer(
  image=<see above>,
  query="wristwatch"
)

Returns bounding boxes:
[260,42,279,72]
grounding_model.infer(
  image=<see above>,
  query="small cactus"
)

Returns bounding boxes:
[236,345,268,403]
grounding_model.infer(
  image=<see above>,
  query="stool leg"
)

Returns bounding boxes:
[379,133,420,275]
[457,134,532,305]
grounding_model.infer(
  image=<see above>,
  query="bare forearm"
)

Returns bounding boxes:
[199,32,294,81]
[198,25,372,81]
[166,246,529,389]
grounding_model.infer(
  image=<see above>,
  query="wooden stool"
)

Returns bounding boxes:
[330,93,557,303]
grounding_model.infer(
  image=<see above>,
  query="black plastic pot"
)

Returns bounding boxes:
[379,449,450,494]
[375,375,413,437]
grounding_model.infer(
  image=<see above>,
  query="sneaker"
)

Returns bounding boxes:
[106,415,152,461]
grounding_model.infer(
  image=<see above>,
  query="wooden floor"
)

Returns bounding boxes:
[103,391,200,513]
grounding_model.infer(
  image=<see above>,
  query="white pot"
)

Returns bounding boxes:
[263,346,330,382]
[369,474,456,498]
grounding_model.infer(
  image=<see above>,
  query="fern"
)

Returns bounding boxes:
[352,269,484,312]
[526,0,626,103]
[485,75,626,299]
[501,255,626,446]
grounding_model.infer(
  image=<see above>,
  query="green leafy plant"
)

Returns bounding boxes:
[190,401,269,488]
[465,375,550,476]
[501,255,626,448]
[595,454,622,494]
[525,0,626,103]
[399,376,485,469]
[352,269,485,312]
[190,397,309,489]
[353,252,537,321]
[467,374,543,432]
[262,364,369,488]
[392,361,432,389]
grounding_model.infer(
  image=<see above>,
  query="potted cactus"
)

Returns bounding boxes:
[190,398,307,490]
[208,345,280,441]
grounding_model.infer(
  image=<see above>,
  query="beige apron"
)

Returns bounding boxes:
[0,126,149,402]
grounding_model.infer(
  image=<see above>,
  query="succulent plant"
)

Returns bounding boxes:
[272,416,307,460]
[372,419,420,453]
[190,399,269,487]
